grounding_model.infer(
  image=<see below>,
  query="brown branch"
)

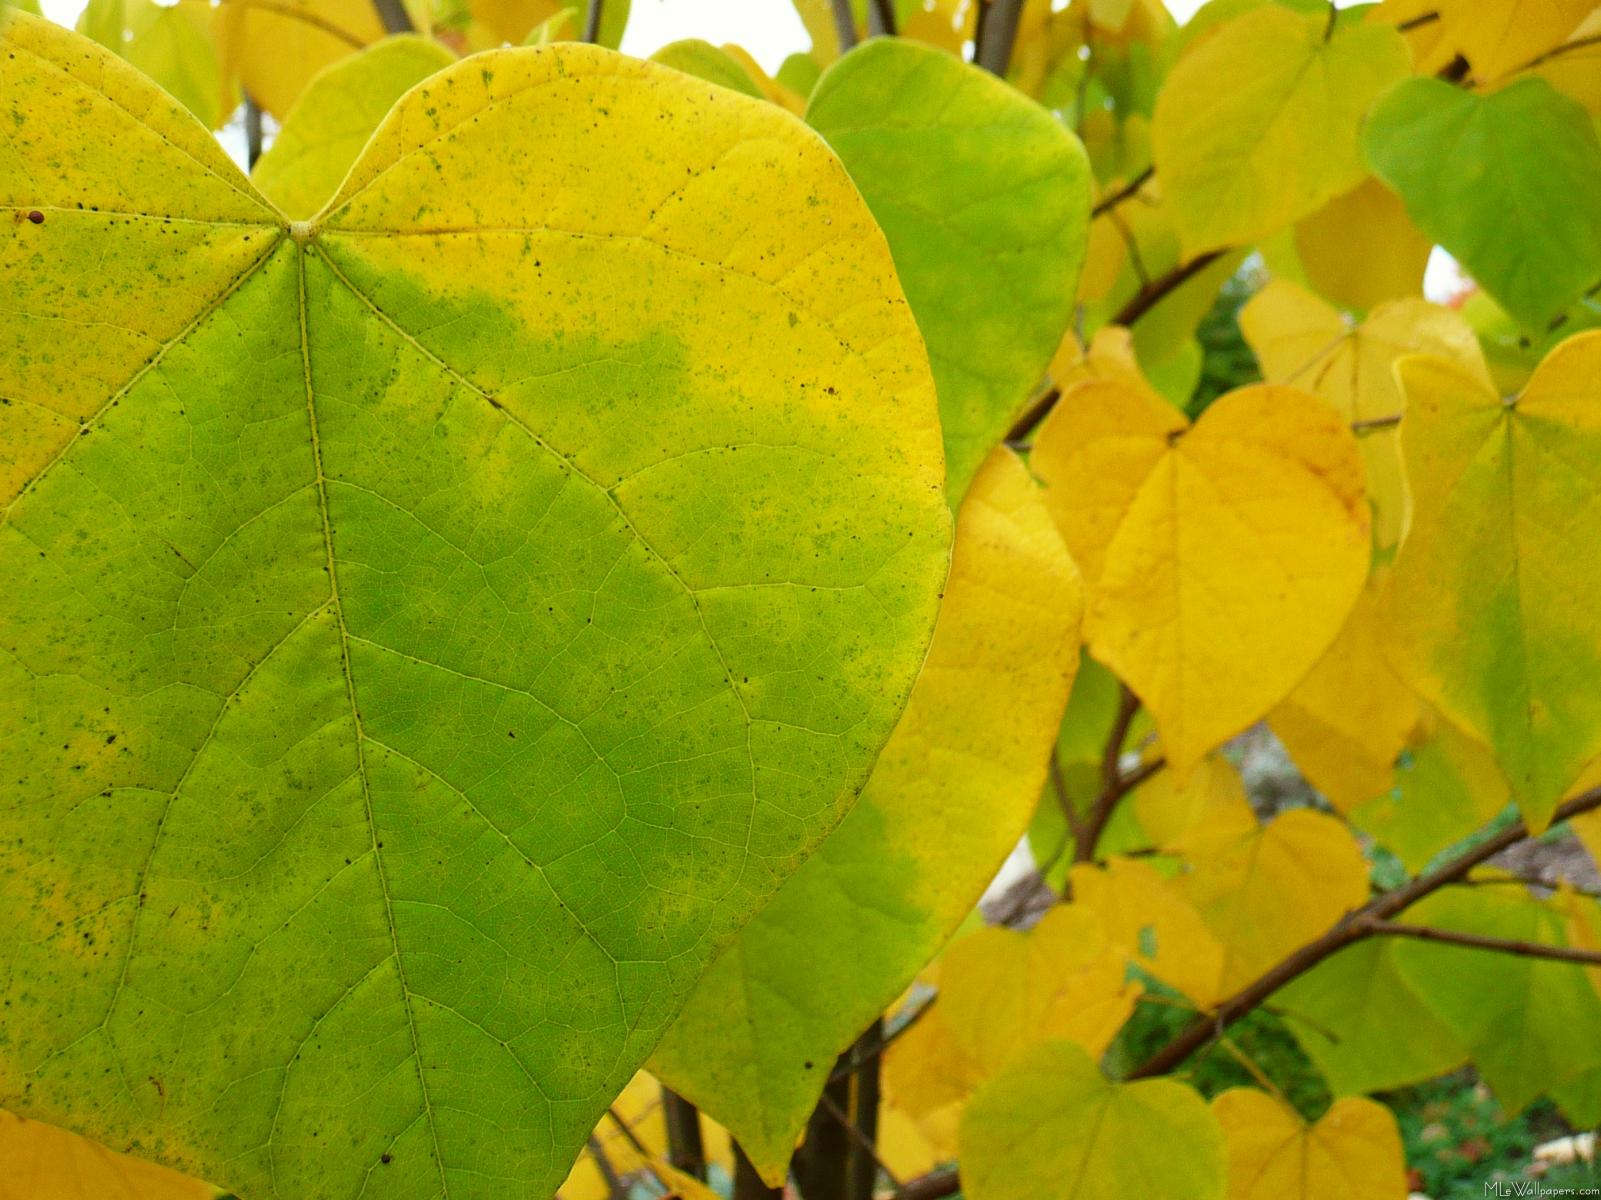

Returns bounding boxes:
[1004,386,1059,443]
[1365,920,1601,966]
[866,0,896,37]
[975,0,1026,75]
[587,1136,626,1200]
[660,1086,707,1181]
[1506,30,1601,75]
[1092,166,1155,218]
[830,0,858,53]
[370,0,413,34]
[582,0,603,42]
[1397,10,1439,32]
[1127,785,1601,1079]
[1113,249,1229,328]
[1073,687,1148,863]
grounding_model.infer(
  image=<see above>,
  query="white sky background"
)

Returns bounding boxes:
[39,0,1238,67]
[32,0,1456,298]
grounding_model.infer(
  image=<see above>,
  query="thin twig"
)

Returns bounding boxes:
[582,0,603,42]
[1004,386,1059,444]
[1074,687,1145,863]
[587,1136,626,1200]
[1350,413,1402,435]
[1113,249,1229,327]
[244,96,264,169]
[369,0,413,34]
[1365,920,1601,966]
[1092,165,1155,218]
[1505,30,1601,75]
[1397,10,1439,31]
[866,0,896,37]
[733,1142,783,1200]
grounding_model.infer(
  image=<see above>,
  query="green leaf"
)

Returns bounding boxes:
[1277,939,1466,1096]
[1151,5,1409,255]
[649,39,763,99]
[76,0,235,129]
[252,35,457,220]
[0,18,950,1198]
[1392,885,1601,1113]
[806,38,1090,504]
[1383,336,1601,829]
[959,1039,1226,1200]
[1363,77,1601,330]
[650,449,1084,1182]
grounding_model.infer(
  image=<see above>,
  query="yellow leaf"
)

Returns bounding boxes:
[1048,324,1160,401]
[1070,855,1228,1008]
[1293,176,1435,312]
[214,0,385,119]
[960,1040,1225,1200]
[1384,333,1601,829]
[883,1000,985,1121]
[1151,6,1410,255]
[1212,1090,1408,1200]
[1240,278,1486,547]
[721,43,806,113]
[940,906,1141,1075]
[1435,0,1594,81]
[251,35,457,220]
[875,1088,961,1180]
[0,1110,215,1200]
[1270,579,1422,812]
[1178,809,1370,995]
[1132,752,1255,852]
[1033,379,1370,776]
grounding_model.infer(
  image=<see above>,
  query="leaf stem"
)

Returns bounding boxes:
[1350,413,1402,435]
[583,0,603,42]
[1092,166,1155,218]
[1114,249,1230,328]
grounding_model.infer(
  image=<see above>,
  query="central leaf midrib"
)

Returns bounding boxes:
[292,245,451,1198]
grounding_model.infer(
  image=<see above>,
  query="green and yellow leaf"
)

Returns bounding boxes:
[0,18,949,1196]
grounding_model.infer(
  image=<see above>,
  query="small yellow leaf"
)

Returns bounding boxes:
[559,1073,733,1200]
[1270,579,1422,812]
[941,906,1141,1073]
[883,1001,986,1121]
[1178,809,1370,995]
[1212,1089,1408,1200]
[1070,855,1227,1008]
[1033,379,1370,776]
[1151,6,1410,255]
[1132,752,1254,852]
[1384,332,1601,828]
[960,1040,1225,1200]
[1240,278,1486,546]
[1292,176,1435,312]
[214,0,385,119]
[0,1110,215,1200]
[1048,324,1161,401]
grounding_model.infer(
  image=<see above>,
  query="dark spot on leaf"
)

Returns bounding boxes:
[26,210,43,224]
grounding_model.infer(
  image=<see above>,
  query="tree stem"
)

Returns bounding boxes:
[583,0,603,43]
[661,1086,706,1181]
[975,0,1025,75]
[866,0,896,37]
[734,1142,783,1200]
[830,0,859,53]
[370,0,414,34]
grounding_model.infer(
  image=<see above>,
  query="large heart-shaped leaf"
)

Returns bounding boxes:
[0,17,949,1198]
